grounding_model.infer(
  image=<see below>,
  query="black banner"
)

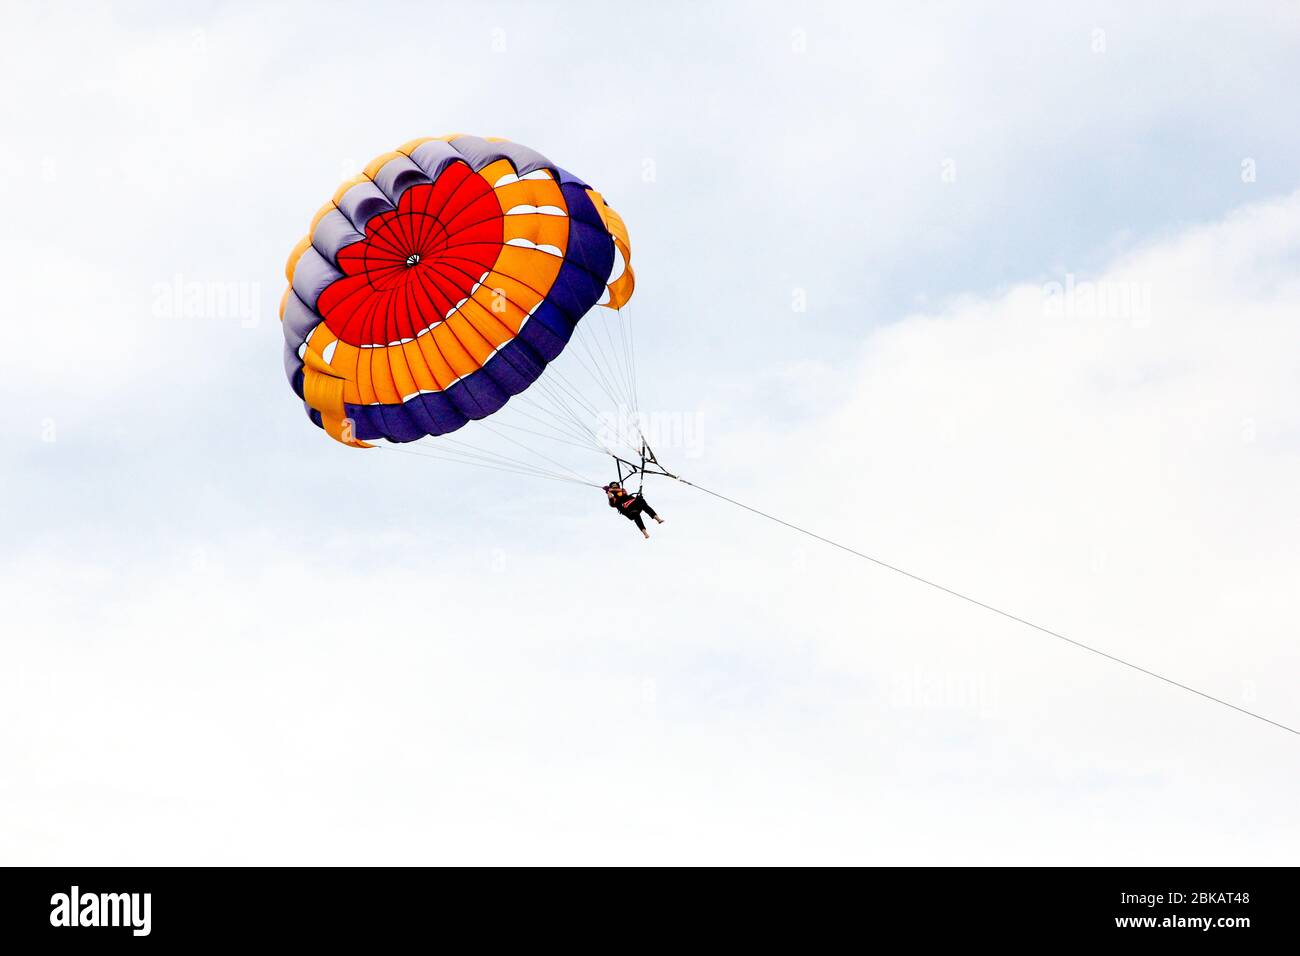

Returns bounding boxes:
[0,866,1293,945]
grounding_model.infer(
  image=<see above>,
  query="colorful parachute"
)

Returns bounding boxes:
[281,135,634,449]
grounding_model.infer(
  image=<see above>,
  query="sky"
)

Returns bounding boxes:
[2,0,1299,864]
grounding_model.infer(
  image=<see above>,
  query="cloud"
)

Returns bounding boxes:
[5,188,1299,864]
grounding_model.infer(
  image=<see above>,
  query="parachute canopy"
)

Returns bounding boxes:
[281,135,634,448]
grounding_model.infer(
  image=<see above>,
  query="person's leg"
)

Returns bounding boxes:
[640,499,664,523]
[631,513,646,532]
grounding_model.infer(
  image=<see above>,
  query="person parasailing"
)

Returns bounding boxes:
[603,481,665,539]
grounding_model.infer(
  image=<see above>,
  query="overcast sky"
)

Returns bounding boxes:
[3,0,1299,864]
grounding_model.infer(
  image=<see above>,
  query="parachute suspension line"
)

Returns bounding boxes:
[584,301,658,489]
[610,305,639,417]
[416,434,595,485]
[478,337,619,456]
[565,335,645,459]
[485,418,616,456]
[427,435,563,477]
[529,369,643,461]
[674,479,1300,739]
[427,408,606,485]
[525,372,621,454]
[619,302,642,419]
[596,307,635,414]
[564,309,648,490]
[609,303,647,454]
[512,392,606,451]
[472,420,598,485]
[493,401,595,447]
[485,409,645,467]
[572,310,620,400]
[575,310,635,415]
[568,327,623,420]
[611,308,640,419]
[507,387,604,446]
[570,321,630,412]
[377,442,598,487]
[530,360,603,421]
